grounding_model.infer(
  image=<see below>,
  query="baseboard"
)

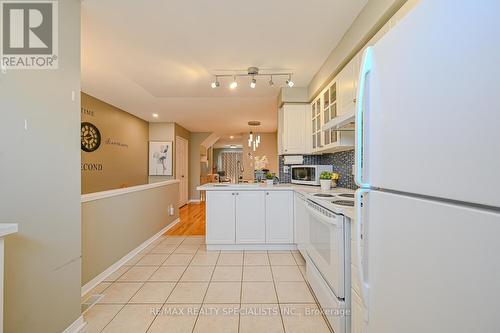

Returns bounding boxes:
[206,244,297,251]
[62,315,86,333]
[81,218,180,296]
[188,199,201,204]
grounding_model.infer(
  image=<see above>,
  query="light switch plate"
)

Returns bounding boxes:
[283,166,290,174]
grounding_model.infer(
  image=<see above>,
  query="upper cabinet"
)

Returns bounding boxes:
[338,53,361,118]
[278,104,311,155]
[311,58,356,153]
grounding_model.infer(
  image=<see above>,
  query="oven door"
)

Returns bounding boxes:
[306,200,346,299]
[291,166,317,185]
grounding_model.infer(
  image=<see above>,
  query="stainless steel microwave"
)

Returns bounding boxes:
[290,165,333,186]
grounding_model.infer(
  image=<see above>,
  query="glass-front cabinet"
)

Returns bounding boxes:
[310,69,355,153]
[323,83,337,146]
[311,99,321,150]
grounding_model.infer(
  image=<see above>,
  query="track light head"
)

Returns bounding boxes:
[250,77,256,89]
[230,77,238,89]
[211,79,220,88]
[269,75,274,87]
[286,74,294,87]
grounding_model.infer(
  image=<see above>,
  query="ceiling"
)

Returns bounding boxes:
[214,134,244,149]
[81,0,367,133]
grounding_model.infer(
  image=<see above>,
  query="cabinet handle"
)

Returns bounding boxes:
[353,98,357,103]
[232,193,235,195]
[236,192,239,195]
[266,192,269,195]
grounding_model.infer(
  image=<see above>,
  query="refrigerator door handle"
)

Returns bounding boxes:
[355,188,370,322]
[355,47,373,188]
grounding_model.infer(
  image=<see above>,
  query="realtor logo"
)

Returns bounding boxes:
[1,0,58,69]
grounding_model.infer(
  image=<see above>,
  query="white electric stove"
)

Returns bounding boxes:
[304,191,353,333]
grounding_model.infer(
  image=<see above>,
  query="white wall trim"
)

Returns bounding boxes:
[81,218,180,296]
[81,179,180,203]
[188,199,201,204]
[206,244,297,251]
[62,315,86,333]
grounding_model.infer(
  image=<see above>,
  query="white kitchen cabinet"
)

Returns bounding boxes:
[338,54,360,117]
[235,191,266,243]
[278,104,311,155]
[294,192,308,258]
[311,78,354,153]
[266,191,294,243]
[311,99,322,150]
[206,191,236,244]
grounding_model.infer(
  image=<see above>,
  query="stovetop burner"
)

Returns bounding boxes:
[337,193,354,198]
[332,200,355,207]
[313,193,335,198]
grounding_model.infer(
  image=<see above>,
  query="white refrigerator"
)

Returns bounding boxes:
[354,1,500,333]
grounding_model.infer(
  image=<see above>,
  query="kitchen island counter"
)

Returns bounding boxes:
[198,183,354,250]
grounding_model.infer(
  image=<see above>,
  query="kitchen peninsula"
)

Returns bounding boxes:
[197,183,353,250]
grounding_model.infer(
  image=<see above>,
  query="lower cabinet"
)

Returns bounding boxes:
[266,191,294,243]
[236,191,266,243]
[206,191,236,244]
[206,190,294,245]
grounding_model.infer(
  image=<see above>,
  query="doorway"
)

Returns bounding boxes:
[176,136,189,206]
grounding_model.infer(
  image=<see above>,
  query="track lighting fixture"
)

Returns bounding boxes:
[209,67,294,90]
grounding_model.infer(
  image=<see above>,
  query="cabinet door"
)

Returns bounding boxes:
[265,191,294,243]
[283,105,306,154]
[235,191,266,243]
[337,61,356,116]
[311,99,322,151]
[206,191,235,244]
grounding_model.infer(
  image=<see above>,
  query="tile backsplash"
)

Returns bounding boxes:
[278,150,357,190]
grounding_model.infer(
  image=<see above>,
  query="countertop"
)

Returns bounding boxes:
[197,182,353,193]
[197,183,355,219]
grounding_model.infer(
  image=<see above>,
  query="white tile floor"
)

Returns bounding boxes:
[81,235,332,333]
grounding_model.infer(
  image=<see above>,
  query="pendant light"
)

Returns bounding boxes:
[247,121,261,151]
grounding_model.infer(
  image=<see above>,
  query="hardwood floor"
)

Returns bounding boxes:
[166,202,206,236]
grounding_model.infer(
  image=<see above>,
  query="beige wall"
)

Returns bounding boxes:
[189,132,211,200]
[82,182,179,285]
[81,93,149,194]
[242,132,278,181]
[308,0,407,99]
[0,1,82,332]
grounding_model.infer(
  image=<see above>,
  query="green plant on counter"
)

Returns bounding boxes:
[265,172,274,180]
[320,171,332,180]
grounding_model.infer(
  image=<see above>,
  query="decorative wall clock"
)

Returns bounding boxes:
[81,122,101,152]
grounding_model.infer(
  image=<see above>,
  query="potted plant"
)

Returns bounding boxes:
[320,171,332,191]
[265,172,274,186]
[331,172,340,188]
